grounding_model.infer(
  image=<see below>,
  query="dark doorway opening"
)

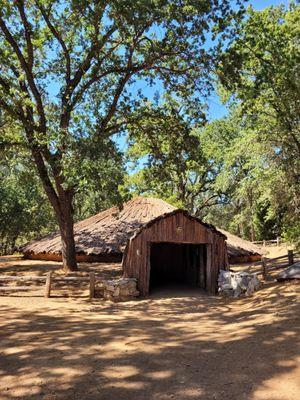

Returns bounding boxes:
[149,242,207,292]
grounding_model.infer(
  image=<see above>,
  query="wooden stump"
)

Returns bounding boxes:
[89,272,95,299]
[45,272,52,298]
[262,257,268,280]
[288,250,294,266]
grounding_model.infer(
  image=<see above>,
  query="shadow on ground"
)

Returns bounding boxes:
[0,256,122,298]
[0,280,299,400]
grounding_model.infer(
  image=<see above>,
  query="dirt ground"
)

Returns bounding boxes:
[0,256,299,400]
[264,244,295,259]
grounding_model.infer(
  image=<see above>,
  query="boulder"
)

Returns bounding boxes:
[218,270,261,298]
[103,278,139,301]
[277,262,300,281]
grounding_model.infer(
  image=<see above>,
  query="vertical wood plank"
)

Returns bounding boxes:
[206,244,212,294]
[144,241,151,296]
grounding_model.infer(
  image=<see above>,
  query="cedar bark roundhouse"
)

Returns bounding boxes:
[22,197,261,295]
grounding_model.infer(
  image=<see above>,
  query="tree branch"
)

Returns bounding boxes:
[36,1,71,84]
[16,0,34,70]
[0,14,46,132]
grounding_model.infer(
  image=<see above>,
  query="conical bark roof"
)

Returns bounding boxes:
[23,197,176,256]
[22,196,262,259]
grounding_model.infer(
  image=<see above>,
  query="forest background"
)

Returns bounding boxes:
[0,0,298,259]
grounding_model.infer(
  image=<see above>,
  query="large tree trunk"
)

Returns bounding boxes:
[57,194,77,272]
[28,135,78,272]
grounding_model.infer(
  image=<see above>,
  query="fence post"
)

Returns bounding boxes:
[45,272,52,298]
[262,257,268,280]
[276,237,280,247]
[89,272,95,299]
[288,250,294,266]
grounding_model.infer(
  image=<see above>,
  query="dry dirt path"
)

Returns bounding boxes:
[0,260,299,400]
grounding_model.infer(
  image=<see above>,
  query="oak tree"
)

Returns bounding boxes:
[0,0,243,270]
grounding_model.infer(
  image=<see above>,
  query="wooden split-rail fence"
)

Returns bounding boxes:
[244,249,299,280]
[252,237,282,247]
[0,272,98,299]
[0,250,298,298]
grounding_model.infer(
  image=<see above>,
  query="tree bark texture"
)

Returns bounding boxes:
[56,194,77,272]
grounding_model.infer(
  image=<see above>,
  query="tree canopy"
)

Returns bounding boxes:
[216,3,300,245]
[126,4,299,245]
[0,0,244,269]
[125,98,220,216]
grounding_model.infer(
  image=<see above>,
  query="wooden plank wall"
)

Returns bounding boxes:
[123,212,227,296]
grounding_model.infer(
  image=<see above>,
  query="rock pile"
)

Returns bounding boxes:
[218,270,261,298]
[277,262,300,281]
[102,278,139,301]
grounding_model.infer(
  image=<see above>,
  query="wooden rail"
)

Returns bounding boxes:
[0,272,98,298]
[245,250,299,279]
[252,237,282,246]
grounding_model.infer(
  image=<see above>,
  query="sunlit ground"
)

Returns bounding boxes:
[0,256,299,400]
